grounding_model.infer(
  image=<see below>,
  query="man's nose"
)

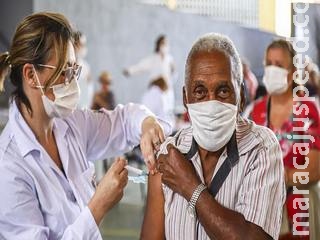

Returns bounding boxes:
[208,92,216,101]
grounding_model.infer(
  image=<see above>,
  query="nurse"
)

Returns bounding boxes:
[0,12,170,239]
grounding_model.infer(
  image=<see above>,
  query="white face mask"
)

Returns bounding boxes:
[187,100,237,152]
[262,65,289,95]
[34,67,80,118]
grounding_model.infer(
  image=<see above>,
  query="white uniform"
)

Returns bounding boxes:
[0,101,171,239]
[141,85,175,127]
[127,53,176,114]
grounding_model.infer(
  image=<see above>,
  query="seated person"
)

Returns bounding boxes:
[141,33,285,240]
[91,71,115,110]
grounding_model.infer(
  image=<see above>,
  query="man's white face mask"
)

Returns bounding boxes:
[187,100,237,152]
[33,65,80,118]
[263,65,289,95]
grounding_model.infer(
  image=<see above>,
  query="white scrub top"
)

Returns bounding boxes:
[127,53,174,88]
[0,101,170,240]
[141,86,174,127]
[127,53,176,114]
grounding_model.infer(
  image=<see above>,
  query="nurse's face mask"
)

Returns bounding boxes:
[33,64,82,118]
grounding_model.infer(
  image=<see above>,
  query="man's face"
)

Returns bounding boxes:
[184,50,236,106]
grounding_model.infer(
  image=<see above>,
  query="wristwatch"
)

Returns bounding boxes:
[187,183,207,218]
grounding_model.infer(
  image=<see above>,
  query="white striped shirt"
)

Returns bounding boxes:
[159,116,286,240]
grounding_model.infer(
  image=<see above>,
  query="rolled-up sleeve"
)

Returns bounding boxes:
[0,163,101,240]
[235,128,286,240]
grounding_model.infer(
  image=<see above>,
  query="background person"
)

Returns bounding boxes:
[141,76,174,127]
[245,39,320,240]
[242,59,258,107]
[75,31,94,109]
[124,34,176,127]
[91,71,115,111]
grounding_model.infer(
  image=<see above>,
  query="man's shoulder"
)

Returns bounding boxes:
[158,127,193,155]
[237,116,279,154]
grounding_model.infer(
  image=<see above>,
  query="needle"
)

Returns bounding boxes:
[125,165,149,176]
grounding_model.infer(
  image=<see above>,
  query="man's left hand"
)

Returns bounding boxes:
[157,144,202,201]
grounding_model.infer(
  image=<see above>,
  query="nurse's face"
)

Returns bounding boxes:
[183,50,236,106]
[31,41,77,102]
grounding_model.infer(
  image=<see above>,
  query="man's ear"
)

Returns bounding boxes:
[183,86,187,109]
[22,63,37,89]
[239,83,246,113]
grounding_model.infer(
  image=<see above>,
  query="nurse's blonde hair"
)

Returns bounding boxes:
[0,12,75,114]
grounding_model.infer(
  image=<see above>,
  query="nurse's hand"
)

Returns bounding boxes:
[140,116,165,173]
[88,158,128,225]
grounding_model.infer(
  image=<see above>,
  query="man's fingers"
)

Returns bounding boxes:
[157,161,165,173]
[166,143,177,154]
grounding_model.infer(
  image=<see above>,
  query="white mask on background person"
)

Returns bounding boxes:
[262,65,289,95]
[33,66,80,118]
[187,100,237,152]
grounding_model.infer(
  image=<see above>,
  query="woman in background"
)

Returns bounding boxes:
[246,39,320,240]
[141,76,175,127]
[124,35,176,126]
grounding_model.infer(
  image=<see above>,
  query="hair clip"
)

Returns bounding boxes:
[4,51,11,65]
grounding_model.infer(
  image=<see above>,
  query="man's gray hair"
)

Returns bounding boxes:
[185,33,243,103]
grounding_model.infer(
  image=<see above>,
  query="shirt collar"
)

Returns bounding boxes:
[9,101,69,158]
[177,115,260,159]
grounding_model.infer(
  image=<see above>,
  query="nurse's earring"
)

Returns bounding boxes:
[26,72,37,90]
[28,77,37,89]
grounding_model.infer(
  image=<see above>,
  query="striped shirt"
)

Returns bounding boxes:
[159,116,286,240]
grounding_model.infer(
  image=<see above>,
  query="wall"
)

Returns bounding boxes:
[0,0,33,107]
[304,4,320,66]
[8,0,275,109]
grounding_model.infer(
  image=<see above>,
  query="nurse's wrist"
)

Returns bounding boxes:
[88,194,110,225]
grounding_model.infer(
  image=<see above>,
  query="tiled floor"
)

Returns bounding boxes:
[98,169,147,240]
[100,203,144,240]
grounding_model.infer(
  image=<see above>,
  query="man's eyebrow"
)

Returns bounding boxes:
[192,80,206,86]
[216,80,232,87]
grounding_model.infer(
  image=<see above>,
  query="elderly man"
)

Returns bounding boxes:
[141,33,285,240]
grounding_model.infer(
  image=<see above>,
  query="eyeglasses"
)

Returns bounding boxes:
[37,63,82,86]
